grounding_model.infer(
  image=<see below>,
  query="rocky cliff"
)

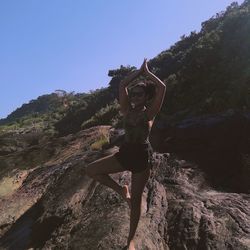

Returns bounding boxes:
[0,117,249,249]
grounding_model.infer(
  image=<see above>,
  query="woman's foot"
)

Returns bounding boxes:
[121,185,131,209]
[127,239,135,250]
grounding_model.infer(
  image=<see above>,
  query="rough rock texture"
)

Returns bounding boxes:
[0,119,249,249]
[151,111,250,192]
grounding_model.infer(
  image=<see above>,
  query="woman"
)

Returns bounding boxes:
[85,59,166,250]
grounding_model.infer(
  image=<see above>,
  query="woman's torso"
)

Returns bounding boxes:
[123,108,153,144]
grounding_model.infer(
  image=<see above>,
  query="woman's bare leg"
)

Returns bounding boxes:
[127,167,151,249]
[85,154,131,207]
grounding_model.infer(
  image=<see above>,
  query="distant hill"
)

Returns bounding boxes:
[0,90,88,126]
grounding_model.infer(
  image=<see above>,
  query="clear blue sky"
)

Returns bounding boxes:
[0,0,244,119]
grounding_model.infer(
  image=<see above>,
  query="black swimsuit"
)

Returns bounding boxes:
[114,108,154,173]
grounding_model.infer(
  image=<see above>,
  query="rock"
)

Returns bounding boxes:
[151,111,250,192]
[0,125,249,250]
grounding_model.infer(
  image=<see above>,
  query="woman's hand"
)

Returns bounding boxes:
[129,58,147,79]
[125,59,146,87]
[121,58,149,87]
[142,58,151,76]
[140,58,147,73]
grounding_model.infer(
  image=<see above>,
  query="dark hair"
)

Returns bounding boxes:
[129,82,155,100]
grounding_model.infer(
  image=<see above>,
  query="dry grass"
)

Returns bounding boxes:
[45,126,111,165]
[0,170,28,198]
[90,137,109,150]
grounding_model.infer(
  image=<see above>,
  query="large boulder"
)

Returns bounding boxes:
[151,111,250,192]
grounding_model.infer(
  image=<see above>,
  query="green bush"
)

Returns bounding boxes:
[81,100,121,129]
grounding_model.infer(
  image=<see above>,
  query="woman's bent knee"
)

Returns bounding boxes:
[85,166,91,177]
[85,154,124,176]
[85,163,96,177]
[85,158,106,177]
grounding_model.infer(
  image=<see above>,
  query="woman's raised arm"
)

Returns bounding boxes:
[144,60,166,120]
[119,61,145,115]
